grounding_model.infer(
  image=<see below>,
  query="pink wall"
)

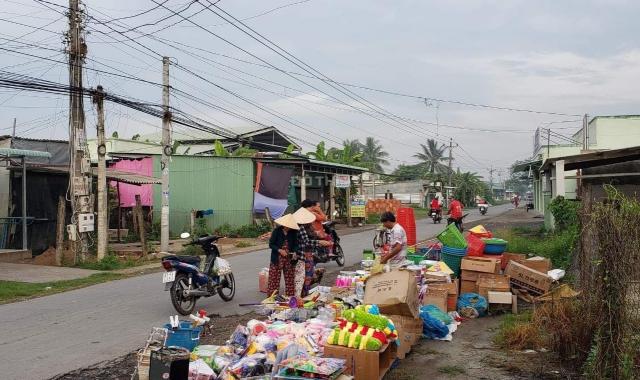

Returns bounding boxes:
[109,158,153,207]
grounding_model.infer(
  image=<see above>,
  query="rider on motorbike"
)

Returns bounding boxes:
[447,195,464,231]
[430,197,442,218]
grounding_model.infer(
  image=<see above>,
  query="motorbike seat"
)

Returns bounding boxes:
[197,235,220,244]
[164,255,201,266]
[322,221,337,228]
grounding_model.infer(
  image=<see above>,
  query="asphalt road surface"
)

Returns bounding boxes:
[0,204,511,380]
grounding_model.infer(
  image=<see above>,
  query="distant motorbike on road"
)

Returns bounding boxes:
[478,203,489,215]
[313,221,345,267]
[161,233,235,315]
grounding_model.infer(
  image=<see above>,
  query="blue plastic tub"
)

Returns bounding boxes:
[164,321,203,351]
[484,244,507,255]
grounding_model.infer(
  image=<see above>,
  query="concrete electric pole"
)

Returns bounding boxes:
[68,0,93,261]
[160,57,171,254]
[447,138,453,188]
[93,85,107,260]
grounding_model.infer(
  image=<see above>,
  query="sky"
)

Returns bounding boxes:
[1,0,640,182]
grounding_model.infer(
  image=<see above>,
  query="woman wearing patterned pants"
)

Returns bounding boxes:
[267,214,299,296]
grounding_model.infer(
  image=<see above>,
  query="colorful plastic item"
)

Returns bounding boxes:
[164,321,203,351]
[465,234,486,257]
[437,223,467,249]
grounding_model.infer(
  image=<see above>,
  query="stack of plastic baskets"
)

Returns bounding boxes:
[437,223,468,277]
[441,245,467,277]
[397,207,417,247]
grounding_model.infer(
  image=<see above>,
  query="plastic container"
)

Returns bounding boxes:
[482,238,508,255]
[164,322,203,351]
[407,254,426,264]
[397,207,417,246]
[437,223,467,249]
[442,245,468,255]
[465,235,486,257]
[441,245,467,278]
[258,268,269,293]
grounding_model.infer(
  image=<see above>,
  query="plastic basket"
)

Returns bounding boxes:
[442,245,468,255]
[163,322,203,351]
[437,223,467,249]
[465,234,486,257]
[441,251,466,278]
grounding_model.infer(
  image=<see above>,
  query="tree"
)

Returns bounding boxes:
[414,139,449,175]
[212,140,229,157]
[231,146,258,157]
[307,141,330,161]
[111,131,119,138]
[361,137,389,173]
[131,134,140,141]
[384,163,427,181]
[342,139,362,156]
[452,170,488,206]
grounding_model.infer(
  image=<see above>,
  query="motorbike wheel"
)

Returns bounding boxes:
[335,244,345,267]
[217,273,236,301]
[170,273,197,316]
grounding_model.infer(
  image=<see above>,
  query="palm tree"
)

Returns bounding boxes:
[342,139,362,156]
[361,137,389,173]
[414,139,449,175]
[453,170,485,206]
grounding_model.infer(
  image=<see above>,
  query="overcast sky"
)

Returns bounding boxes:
[2,0,639,181]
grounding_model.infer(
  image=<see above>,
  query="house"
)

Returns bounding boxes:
[514,115,640,227]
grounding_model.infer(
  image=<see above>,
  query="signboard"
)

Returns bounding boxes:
[350,195,366,218]
[335,174,351,188]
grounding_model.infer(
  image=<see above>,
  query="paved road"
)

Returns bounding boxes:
[0,204,510,380]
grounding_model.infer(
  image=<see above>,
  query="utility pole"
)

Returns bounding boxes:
[93,85,107,259]
[67,0,92,261]
[547,128,551,157]
[488,165,495,191]
[12,118,16,139]
[160,56,171,254]
[582,113,589,151]
[447,138,454,197]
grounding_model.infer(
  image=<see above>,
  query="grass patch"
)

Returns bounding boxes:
[497,227,577,269]
[234,240,254,248]
[366,213,381,225]
[0,272,126,304]
[493,311,545,350]
[75,254,141,271]
[437,365,466,376]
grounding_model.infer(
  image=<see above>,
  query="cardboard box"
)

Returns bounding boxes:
[424,271,451,283]
[460,270,481,282]
[422,287,448,311]
[502,252,527,268]
[323,343,397,380]
[461,257,500,274]
[487,291,513,304]
[460,279,477,294]
[523,257,552,273]
[446,293,458,312]
[429,278,459,296]
[364,269,419,318]
[388,314,422,359]
[505,261,552,294]
[476,274,511,299]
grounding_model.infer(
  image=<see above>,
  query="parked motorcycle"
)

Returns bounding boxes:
[478,203,488,215]
[313,221,345,267]
[161,233,235,315]
[430,208,443,224]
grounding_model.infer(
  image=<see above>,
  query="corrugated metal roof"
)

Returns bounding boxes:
[0,148,52,158]
[306,159,366,172]
[102,168,160,184]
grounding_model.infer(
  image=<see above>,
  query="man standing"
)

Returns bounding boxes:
[379,211,407,266]
[447,195,464,232]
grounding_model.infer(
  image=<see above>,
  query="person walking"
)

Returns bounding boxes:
[379,211,408,266]
[267,214,299,296]
[293,207,331,297]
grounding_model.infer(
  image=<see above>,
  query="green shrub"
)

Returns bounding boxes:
[548,196,579,231]
[500,227,577,269]
[194,219,211,237]
[366,213,381,225]
[235,241,254,248]
[77,254,138,271]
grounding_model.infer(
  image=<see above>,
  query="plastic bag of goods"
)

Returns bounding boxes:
[189,359,214,380]
[258,268,269,293]
[420,309,450,339]
[457,293,487,318]
[420,304,453,325]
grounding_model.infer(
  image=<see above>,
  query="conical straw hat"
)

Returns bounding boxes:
[274,214,299,230]
[293,207,315,224]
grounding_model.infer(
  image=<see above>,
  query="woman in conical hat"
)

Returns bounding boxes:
[267,214,299,296]
[293,207,331,297]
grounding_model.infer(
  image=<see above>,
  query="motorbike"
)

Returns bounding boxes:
[161,233,236,315]
[430,208,443,224]
[526,201,534,212]
[313,221,345,267]
[478,203,488,215]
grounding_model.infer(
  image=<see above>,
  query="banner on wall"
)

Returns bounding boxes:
[350,195,366,218]
[335,175,351,188]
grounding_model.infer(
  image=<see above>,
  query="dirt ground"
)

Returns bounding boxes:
[50,208,578,380]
